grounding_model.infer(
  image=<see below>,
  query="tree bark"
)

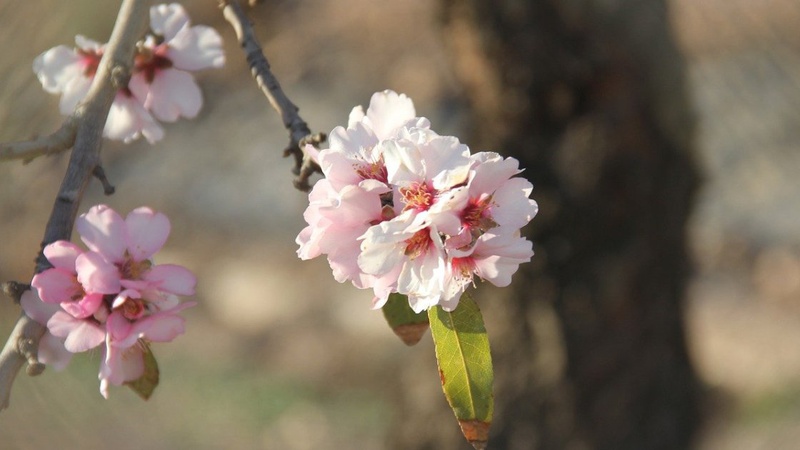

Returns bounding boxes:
[390,1,701,449]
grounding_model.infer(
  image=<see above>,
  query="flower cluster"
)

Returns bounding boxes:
[22,205,196,398]
[33,3,224,143]
[297,90,538,313]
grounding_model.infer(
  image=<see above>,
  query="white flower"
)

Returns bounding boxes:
[33,36,164,143]
[32,4,224,144]
[129,3,225,122]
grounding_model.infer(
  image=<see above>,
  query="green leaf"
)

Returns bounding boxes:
[382,293,429,346]
[125,341,160,400]
[428,293,493,450]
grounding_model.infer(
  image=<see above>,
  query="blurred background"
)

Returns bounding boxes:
[1,1,799,449]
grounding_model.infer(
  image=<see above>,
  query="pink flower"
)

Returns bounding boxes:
[75,205,196,301]
[129,3,225,122]
[297,90,538,312]
[33,36,164,143]
[22,204,196,398]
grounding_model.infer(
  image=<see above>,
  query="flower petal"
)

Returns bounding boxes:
[104,93,165,144]
[167,25,225,70]
[31,268,81,304]
[20,289,61,325]
[60,293,104,319]
[150,3,190,41]
[132,68,202,122]
[99,344,145,399]
[43,241,83,270]
[125,207,170,261]
[143,264,196,296]
[37,332,73,371]
[32,46,82,94]
[47,312,106,353]
[76,205,127,263]
[75,252,121,294]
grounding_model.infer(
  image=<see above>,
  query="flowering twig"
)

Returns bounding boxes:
[0,0,152,411]
[0,117,78,164]
[219,0,322,191]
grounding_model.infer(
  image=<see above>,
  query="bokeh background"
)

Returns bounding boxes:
[1,1,799,449]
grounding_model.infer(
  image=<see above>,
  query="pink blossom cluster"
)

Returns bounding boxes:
[33,3,224,143]
[22,205,196,398]
[297,90,538,313]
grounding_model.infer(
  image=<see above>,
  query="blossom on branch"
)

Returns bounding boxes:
[23,205,196,398]
[297,90,538,312]
[32,3,224,144]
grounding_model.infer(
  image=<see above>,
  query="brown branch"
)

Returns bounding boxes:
[0,0,152,411]
[0,117,78,164]
[220,0,322,191]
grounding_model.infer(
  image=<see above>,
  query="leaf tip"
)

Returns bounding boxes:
[393,322,429,346]
[459,419,490,450]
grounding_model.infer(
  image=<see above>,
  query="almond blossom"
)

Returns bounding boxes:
[33,35,164,143]
[23,205,196,398]
[297,90,538,312]
[129,3,225,123]
[32,3,223,143]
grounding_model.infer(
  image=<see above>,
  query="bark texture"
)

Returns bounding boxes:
[390,1,701,449]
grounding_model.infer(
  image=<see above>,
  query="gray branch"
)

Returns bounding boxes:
[220,0,322,191]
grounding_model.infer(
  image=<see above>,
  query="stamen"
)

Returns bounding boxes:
[399,182,435,211]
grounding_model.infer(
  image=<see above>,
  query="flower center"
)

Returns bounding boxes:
[399,182,435,212]
[462,197,497,233]
[119,256,152,280]
[120,298,146,320]
[404,229,433,259]
[134,44,173,83]
[354,161,388,183]
[77,49,102,77]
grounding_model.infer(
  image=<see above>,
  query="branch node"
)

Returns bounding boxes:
[92,165,116,195]
[1,282,30,304]
[110,65,131,90]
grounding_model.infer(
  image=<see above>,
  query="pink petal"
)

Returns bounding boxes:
[106,311,133,343]
[20,289,61,325]
[43,241,83,270]
[60,293,104,319]
[167,25,225,70]
[76,251,121,294]
[132,313,186,343]
[99,344,145,399]
[149,3,190,41]
[125,207,170,261]
[47,312,106,353]
[61,294,103,319]
[37,332,73,371]
[76,205,127,263]
[143,264,196,296]
[31,268,81,304]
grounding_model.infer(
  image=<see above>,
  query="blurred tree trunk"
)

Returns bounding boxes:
[389,1,701,449]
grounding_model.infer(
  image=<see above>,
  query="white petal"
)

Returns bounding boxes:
[32,46,83,94]
[150,3,190,41]
[167,25,225,70]
[144,68,203,122]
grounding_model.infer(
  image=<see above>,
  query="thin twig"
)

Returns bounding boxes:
[0,117,78,163]
[0,0,152,411]
[220,0,322,191]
